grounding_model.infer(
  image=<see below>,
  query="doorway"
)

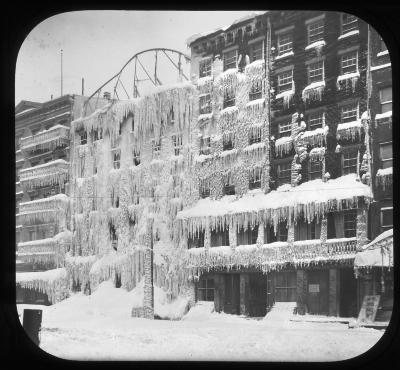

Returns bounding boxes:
[274,271,296,302]
[307,270,329,315]
[248,273,268,316]
[339,268,358,317]
[224,274,240,315]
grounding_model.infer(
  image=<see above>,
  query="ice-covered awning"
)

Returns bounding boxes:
[354,229,393,268]
[177,174,372,236]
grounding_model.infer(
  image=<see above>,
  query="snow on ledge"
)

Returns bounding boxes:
[376,167,392,177]
[275,89,295,108]
[337,30,359,40]
[275,136,293,157]
[198,112,213,121]
[302,81,325,102]
[375,111,392,121]
[337,71,360,83]
[377,50,389,57]
[371,63,391,71]
[336,120,363,141]
[219,105,238,117]
[275,51,294,60]
[305,40,326,50]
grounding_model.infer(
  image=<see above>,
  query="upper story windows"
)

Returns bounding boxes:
[79,130,87,145]
[342,149,358,175]
[380,142,392,169]
[223,134,234,151]
[278,121,292,138]
[152,138,161,158]
[223,90,235,108]
[93,128,102,141]
[341,102,359,123]
[132,148,140,166]
[223,49,237,71]
[344,209,357,238]
[307,60,324,84]
[199,136,211,155]
[223,172,235,196]
[308,111,324,130]
[341,51,358,74]
[111,148,121,170]
[341,14,358,35]
[309,159,322,180]
[199,178,210,199]
[307,19,324,45]
[278,33,293,56]
[199,58,212,78]
[249,167,262,190]
[380,87,392,113]
[172,134,183,156]
[250,40,263,62]
[277,70,294,93]
[249,80,262,101]
[381,206,393,232]
[249,126,262,145]
[278,162,291,186]
[199,94,212,114]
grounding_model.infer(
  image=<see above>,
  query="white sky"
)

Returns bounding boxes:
[15,10,255,105]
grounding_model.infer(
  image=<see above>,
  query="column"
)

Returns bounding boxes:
[143,217,154,319]
[296,270,307,315]
[240,274,249,316]
[329,268,338,316]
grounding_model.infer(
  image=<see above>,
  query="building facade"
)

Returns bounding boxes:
[16,11,393,319]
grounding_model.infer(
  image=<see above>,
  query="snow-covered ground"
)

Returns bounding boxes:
[17,280,385,361]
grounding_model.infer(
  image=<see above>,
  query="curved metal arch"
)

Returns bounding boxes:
[83,48,191,117]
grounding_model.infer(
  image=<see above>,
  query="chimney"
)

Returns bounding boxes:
[103,91,111,100]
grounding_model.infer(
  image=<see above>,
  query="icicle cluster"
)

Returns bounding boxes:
[336,72,360,92]
[376,167,393,190]
[274,136,293,157]
[302,81,325,102]
[336,120,363,141]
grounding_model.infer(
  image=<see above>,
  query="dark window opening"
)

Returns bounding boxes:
[249,168,262,189]
[199,94,212,115]
[249,80,262,101]
[188,230,205,249]
[342,150,358,175]
[133,149,141,166]
[278,162,291,185]
[344,209,357,238]
[223,135,234,151]
[309,160,322,180]
[80,131,87,145]
[200,137,211,155]
[223,91,235,108]
[197,278,214,301]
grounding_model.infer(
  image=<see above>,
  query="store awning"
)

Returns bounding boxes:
[354,229,393,268]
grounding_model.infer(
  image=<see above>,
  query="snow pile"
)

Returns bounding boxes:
[182,301,215,321]
[274,136,293,157]
[177,174,372,236]
[336,120,363,141]
[336,72,360,92]
[375,167,392,189]
[16,268,69,304]
[302,81,325,102]
[301,126,328,147]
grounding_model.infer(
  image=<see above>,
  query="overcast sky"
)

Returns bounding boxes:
[15,11,255,105]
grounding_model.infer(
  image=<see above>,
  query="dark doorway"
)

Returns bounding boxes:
[307,270,329,315]
[274,271,296,302]
[224,274,240,315]
[339,268,358,317]
[249,274,268,317]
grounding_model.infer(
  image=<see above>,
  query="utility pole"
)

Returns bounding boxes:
[60,49,63,97]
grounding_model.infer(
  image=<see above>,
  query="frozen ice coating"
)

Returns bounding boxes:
[336,120,363,141]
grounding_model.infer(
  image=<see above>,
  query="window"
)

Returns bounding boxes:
[309,160,322,180]
[308,111,324,130]
[237,224,259,245]
[380,87,392,113]
[223,91,235,108]
[341,14,358,34]
[172,134,183,156]
[199,59,212,78]
[278,162,291,185]
[278,222,288,241]
[200,137,211,155]
[344,209,357,238]
[221,229,230,246]
[93,156,97,175]
[341,51,358,75]
[152,138,161,158]
[29,230,35,241]
[342,149,358,175]
[308,20,324,44]
[278,121,292,138]
[278,33,293,55]
[277,70,293,93]
[223,50,237,71]
[380,142,392,168]
[250,41,263,62]
[132,149,140,166]
[197,278,214,301]
[80,131,87,145]
[309,219,317,239]
[249,80,262,101]
[199,94,212,114]
[249,127,262,145]
[199,178,210,198]
[223,173,235,195]
[93,128,102,141]
[381,207,393,231]
[341,103,358,123]
[307,61,324,84]
[109,223,118,247]
[188,230,205,249]
[223,134,234,151]
[227,32,234,44]
[112,148,121,169]
[249,167,262,189]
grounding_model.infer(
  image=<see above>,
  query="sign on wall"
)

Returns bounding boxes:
[357,295,380,324]
[308,284,320,293]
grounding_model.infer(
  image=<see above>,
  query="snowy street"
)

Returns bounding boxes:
[18,281,384,361]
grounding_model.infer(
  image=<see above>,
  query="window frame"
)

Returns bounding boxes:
[250,40,264,62]
[342,149,358,175]
[379,142,393,169]
[111,148,121,170]
[340,51,358,75]
[223,49,237,71]
[132,148,141,166]
[341,13,358,35]
[278,162,292,185]
[199,178,211,199]
[278,121,292,138]
[380,206,393,231]
[277,69,294,93]
[309,159,322,180]
[380,87,392,114]
[172,133,183,156]
[277,32,293,55]
[223,90,235,108]
[343,209,357,238]
[197,278,215,302]
[152,137,162,158]
[199,136,211,155]
[199,93,212,114]
[308,111,324,130]
[341,102,359,123]
[307,20,325,45]
[278,222,288,242]
[249,167,262,190]
[199,58,212,78]
[307,60,324,84]
[249,127,262,145]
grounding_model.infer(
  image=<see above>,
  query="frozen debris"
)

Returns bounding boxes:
[375,167,392,190]
[275,89,295,108]
[16,268,68,304]
[336,120,363,141]
[337,30,360,40]
[177,174,372,236]
[336,72,360,91]
[302,81,325,102]
[305,40,326,50]
[275,136,293,157]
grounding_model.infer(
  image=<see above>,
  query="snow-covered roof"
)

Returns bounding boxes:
[177,174,372,233]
